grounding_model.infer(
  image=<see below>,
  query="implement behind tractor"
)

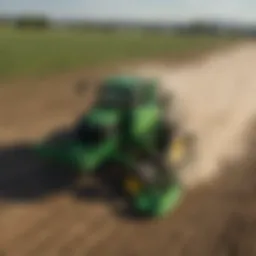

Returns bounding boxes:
[36,75,196,217]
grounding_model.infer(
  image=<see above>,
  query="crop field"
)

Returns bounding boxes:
[0,28,237,80]
[0,28,255,256]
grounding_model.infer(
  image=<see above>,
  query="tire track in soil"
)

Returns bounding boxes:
[3,196,113,256]
[0,199,67,247]
[25,206,113,256]
[3,197,72,255]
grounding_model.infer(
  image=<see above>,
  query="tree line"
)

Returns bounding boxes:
[14,16,49,29]
[0,15,256,37]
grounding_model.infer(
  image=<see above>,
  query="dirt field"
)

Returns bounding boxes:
[1,44,256,256]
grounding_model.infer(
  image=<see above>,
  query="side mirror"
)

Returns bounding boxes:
[75,79,90,95]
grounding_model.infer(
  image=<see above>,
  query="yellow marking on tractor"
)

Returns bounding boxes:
[124,176,142,195]
[167,137,187,166]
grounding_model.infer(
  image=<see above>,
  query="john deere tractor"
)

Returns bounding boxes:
[36,75,195,217]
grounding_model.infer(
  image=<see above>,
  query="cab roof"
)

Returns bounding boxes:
[102,75,153,89]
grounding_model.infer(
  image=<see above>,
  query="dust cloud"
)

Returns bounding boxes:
[135,43,256,187]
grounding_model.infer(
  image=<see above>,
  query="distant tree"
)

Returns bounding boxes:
[15,15,50,29]
[186,21,219,35]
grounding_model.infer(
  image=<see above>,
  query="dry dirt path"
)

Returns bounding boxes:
[0,43,256,256]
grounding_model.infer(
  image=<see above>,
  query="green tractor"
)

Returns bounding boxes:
[36,75,196,217]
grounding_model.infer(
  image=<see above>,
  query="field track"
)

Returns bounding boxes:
[0,43,256,256]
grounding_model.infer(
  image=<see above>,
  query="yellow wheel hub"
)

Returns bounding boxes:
[166,137,187,166]
[124,176,142,195]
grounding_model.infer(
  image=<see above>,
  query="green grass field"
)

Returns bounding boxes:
[0,28,238,80]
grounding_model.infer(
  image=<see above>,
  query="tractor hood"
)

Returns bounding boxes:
[35,135,119,172]
[35,108,121,172]
[82,107,120,127]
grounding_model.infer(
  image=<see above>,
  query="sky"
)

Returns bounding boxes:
[0,0,256,24]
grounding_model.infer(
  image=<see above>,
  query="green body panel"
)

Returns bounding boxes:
[132,105,159,140]
[103,75,151,89]
[82,108,120,127]
[133,185,182,217]
[36,136,119,171]
[36,75,182,217]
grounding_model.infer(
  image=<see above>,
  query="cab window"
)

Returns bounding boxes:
[97,85,131,108]
[137,83,154,105]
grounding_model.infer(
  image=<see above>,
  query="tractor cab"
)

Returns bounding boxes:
[75,75,159,146]
[36,74,195,217]
[95,76,157,109]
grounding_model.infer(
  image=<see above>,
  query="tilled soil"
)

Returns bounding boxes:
[0,44,256,256]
